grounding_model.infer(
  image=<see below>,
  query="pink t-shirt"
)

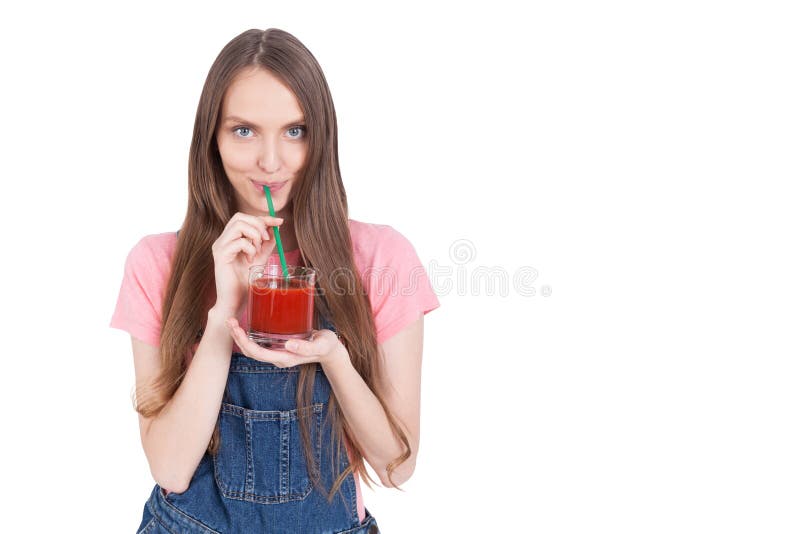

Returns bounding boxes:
[110,218,440,523]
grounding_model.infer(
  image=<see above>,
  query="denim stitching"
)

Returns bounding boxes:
[213,453,315,503]
[229,366,325,375]
[316,407,323,493]
[222,403,322,420]
[152,514,178,534]
[136,516,157,534]
[245,411,254,496]
[144,500,165,533]
[230,354,327,374]
[230,366,300,374]
[212,485,315,503]
[305,404,323,502]
[213,409,237,496]
[213,403,324,504]
[157,484,221,533]
[280,413,290,498]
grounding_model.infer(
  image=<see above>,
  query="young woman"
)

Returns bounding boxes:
[110,28,440,533]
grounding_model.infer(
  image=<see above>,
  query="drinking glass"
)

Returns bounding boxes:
[247,264,316,349]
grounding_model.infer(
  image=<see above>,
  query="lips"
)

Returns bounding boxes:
[252,180,287,192]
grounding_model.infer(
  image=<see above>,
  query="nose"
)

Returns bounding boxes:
[256,136,281,174]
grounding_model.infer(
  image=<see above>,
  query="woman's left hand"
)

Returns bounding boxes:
[226,318,346,368]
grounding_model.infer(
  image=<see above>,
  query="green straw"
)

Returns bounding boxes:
[263,185,289,279]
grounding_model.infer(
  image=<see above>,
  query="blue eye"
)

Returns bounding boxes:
[233,126,253,138]
[287,126,307,139]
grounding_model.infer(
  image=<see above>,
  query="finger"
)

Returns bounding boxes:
[234,237,258,259]
[231,212,284,241]
[232,211,285,226]
[226,215,268,245]
[271,354,318,368]
[216,219,265,258]
[223,237,257,263]
[251,233,277,263]
[226,319,301,366]
[281,354,321,368]
[227,319,276,359]
[285,335,323,357]
[229,219,266,249]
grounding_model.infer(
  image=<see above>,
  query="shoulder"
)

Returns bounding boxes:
[127,231,178,259]
[123,231,179,278]
[348,219,416,263]
[347,218,427,288]
[111,231,179,345]
[347,220,439,344]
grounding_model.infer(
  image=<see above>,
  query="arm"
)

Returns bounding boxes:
[225,311,427,486]
[133,305,234,493]
[320,313,424,486]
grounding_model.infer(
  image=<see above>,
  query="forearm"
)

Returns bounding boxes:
[321,349,414,486]
[144,306,233,493]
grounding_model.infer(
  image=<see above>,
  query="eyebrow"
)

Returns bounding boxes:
[222,115,306,128]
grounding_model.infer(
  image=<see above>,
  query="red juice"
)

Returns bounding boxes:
[249,277,314,335]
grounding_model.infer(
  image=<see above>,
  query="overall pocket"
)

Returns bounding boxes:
[213,402,324,504]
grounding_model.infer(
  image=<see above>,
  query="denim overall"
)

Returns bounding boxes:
[137,232,380,533]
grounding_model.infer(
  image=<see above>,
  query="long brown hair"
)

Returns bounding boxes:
[134,28,410,497]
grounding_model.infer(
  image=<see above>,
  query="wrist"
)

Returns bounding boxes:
[208,305,238,326]
[321,344,351,373]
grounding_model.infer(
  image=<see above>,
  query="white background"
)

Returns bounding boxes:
[1,1,798,532]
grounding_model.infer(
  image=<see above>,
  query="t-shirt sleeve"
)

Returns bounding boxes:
[365,227,441,345]
[109,236,169,348]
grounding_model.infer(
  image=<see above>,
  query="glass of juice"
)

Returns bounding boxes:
[246,264,316,349]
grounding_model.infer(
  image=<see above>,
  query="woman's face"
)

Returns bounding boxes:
[216,67,308,217]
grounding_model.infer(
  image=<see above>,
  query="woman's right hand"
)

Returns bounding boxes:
[211,212,284,317]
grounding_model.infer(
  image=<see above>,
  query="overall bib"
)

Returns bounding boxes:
[136,311,381,534]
